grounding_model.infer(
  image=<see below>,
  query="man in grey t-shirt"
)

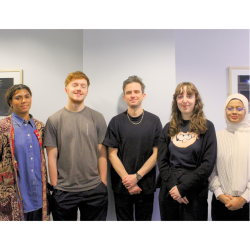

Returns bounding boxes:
[44,71,108,221]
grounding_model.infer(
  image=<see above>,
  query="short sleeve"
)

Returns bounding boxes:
[43,118,58,148]
[96,113,107,144]
[153,117,162,147]
[103,118,119,148]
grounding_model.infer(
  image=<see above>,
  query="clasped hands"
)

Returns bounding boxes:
[122,174,141,195]
[218,194,246,211]
[169,186,189,205]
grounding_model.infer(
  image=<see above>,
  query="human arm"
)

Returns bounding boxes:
[43,117,59,186]
[215,194,232,205]
[46,146,58,186]
[0,129,2,157]
[208,161,225,200]
[169,185,181,199]
[177,121,217,197]
[108,147,141,194]
[176,196,189,204]
[0,132,2,159]
[108,147,129,179]
[122,147,158,188]
[209,160,249,208]
[103,118,129,179]
[127,185,142,195]
[98,144,107,186]
[239,175,250,203]
[224,195,246,210]
[157,123,179,191]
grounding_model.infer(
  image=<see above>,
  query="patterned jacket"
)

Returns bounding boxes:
[0,116,50,221]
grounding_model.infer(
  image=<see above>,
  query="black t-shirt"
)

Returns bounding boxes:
[103,110,162,194]
[169,120,202,179]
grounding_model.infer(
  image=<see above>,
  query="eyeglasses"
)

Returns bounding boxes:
[226,107,245,112]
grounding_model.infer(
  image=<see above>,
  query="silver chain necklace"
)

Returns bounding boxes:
[127,110,144,125]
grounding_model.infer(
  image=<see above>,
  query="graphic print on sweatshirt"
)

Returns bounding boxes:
[171,132,199,148]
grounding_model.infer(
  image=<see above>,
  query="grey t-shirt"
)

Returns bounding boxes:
[44,106,107,192]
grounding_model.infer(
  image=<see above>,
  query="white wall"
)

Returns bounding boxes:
[175,29,250,220]
[83,30,176,220]
[0,29,83,124]
[175,29,249,131]
[1,29,248,221]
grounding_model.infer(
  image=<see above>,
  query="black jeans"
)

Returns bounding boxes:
[211,194,249,221]
[159,181,208,221]
[52,182,108,221]
[24,208,43,221]
[113,192,154,221]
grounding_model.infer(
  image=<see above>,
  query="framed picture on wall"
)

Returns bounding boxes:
[0,69,23,117]
[229,67,250,120]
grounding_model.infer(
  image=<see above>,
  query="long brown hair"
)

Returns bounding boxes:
[168,82,207,137]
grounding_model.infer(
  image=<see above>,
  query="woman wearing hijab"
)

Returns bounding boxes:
[209,93,249,221]
[157,82,217,221]
[0,84,50,221]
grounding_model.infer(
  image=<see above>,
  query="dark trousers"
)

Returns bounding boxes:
[113,192,154,221]
[52,182,108,221]
[24,208,42,221]
[211,194,249,221]
[159,182,208,221]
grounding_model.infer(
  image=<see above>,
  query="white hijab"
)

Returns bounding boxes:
[224,93,249,193]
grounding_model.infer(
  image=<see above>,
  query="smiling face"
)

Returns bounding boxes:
[65,78,89,103]
[123,82,146,108]
[176,86,196,119]
[226,99,246,124]
[9,89,32,117]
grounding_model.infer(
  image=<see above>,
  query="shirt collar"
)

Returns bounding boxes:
[12,112,34,128]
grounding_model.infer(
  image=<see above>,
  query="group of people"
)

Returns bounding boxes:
[0,71,249,221]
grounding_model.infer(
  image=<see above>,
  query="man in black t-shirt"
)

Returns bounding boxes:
[103,75,162,221]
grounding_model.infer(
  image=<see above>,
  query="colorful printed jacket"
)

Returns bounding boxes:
[0,116,50,221]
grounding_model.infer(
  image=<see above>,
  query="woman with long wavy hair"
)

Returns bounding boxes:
[157,82,217,220]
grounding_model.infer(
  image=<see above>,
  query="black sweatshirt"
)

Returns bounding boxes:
[157,119,217,197]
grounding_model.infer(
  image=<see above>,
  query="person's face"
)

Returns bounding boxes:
[65,78,88,103]
[226,99,246,124]
[9,89,32,116]
[176,86,196,118]
[123,82,146,108]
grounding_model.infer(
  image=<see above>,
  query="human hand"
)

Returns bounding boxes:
[182,196,189,204]
[122,174,138,189]
[217,194,232,205]
[224,195,246,211]
[176,196,189,205]
[128,184,142,195]
[101,178,107,186]
[169,186,181,200]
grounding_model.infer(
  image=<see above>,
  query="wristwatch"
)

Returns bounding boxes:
[136,172,142,181]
